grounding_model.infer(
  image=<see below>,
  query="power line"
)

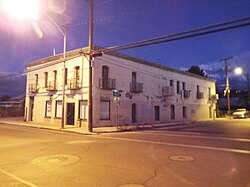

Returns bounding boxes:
[96,16,250,53]
[1,16,250,80]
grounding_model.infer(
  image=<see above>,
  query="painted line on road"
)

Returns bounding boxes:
[129,131,250,142]
[0,168,37,187]
[96,136,250,155]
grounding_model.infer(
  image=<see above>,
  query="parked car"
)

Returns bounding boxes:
[232,108,249,118]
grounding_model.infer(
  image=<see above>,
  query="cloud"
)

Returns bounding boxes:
[180,50,250,90]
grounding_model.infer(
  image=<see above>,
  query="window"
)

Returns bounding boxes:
[183,106,187,118]
[74,66,80,81]
[182,82,186,90]
[132,72,137,83]
[45,101,52,117]
[170,105,175,120]
[79,100,88,120]
[53,70,57,87]
[102,66,109,78]
[170,79,173,86]
[100,100,110,120]
[35,74,38,86]
[55,100,62,118]
[63,68,68,85]
[155,106,160,121]
[44,72,48,88]
[177,81,180,94]
[208,87,211,98]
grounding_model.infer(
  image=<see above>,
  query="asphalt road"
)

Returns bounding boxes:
[0,120,249,187]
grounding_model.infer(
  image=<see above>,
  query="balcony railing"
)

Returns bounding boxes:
[28,83,38,93]
[209,94,218,101]
[47,81,58,91]
[99,78,116,90]
[67,78,81,90]
[130,82,143,93]
[183,90,191,98]
[197,92,204,99]
[162,86,174,96]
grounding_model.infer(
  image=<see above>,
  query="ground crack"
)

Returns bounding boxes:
[142,167,161,185]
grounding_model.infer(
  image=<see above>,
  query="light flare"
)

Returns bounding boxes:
[1,0,39,20]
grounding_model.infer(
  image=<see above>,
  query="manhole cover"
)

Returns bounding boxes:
[169,155,195,162]
[118,184,145,187]
[31,154,80,167]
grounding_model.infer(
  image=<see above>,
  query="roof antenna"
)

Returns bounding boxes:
[53,48,56,56]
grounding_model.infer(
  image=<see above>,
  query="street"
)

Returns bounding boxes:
[0,120,249,187]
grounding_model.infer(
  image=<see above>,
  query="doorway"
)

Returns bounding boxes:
[67,103,75,125]
[29,97,34,121]
[132,103,137,123]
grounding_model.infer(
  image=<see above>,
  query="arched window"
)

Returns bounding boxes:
[102,66,109,78]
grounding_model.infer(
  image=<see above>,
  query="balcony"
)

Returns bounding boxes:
[130,82,143,93]
[47,81,58,91]
[68,78,81,90]
[183,90,191,98]
[209,94,219,101]
[99,78,116,90]
[162,86,174,96]
[197,92,204,99]
[28,83,38,93]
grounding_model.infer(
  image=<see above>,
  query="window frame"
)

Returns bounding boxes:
[78,100,88,120]
[55,100,62,118]
[100,100,110,120]
[45,100,52,118]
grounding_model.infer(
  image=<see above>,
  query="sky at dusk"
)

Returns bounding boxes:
[0,0,250,92]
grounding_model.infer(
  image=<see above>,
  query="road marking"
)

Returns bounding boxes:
[0,168,37,187]
[96,136,250,155]
[129,131,250,142]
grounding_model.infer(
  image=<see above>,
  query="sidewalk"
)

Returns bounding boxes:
[0,117,189,135]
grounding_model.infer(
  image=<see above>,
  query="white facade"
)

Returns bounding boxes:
[25,48,217,129]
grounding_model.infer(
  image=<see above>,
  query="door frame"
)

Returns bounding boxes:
[66,103,75,125]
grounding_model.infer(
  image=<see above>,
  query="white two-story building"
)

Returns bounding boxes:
[25,47,217,130]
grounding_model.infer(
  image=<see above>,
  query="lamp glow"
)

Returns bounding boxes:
[234,67,243,75]
[2,0,39,20]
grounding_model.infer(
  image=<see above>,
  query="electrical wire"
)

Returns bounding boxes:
[1,16,250,80]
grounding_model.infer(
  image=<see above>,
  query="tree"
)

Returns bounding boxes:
[0,95,11,101]
[187,66,207,77]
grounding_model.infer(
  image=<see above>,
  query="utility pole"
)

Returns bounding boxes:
[61,23,67,129]
[88,0,94,132]
[220,57,233,115]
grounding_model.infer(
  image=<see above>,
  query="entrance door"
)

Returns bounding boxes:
[29,97,34,121]
[67,103,75,125]
[132,103,137,123]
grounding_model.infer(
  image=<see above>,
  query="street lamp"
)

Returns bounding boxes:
[233,67,250,109]
[46,14,67,129]
[2,0,67,129]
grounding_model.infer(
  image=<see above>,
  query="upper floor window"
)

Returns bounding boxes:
[170,79,173,86]
[197,85,200,93]
[35,74,38,86]
[132,72,137,83]
[53,70,57,81]
[64,68,68,85]
[176,81,180,94]
[102,66,109,78]
[74,66,80,81]
[182,82,186,90]
[44,72,48,88]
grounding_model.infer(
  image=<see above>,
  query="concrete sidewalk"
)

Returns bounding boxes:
[0,117,188,135]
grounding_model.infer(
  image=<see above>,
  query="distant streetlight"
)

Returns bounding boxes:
[234,67,243,75]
